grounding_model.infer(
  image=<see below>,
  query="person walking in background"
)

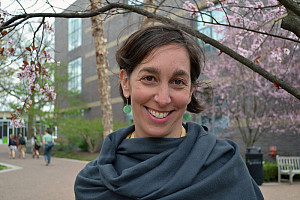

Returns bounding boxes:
[8,134,18,159]
[32,135,40,159]
[43,128,54,166]
[18,133,26,159]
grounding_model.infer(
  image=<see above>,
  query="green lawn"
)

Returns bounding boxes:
[0,164,8,171]
[52,150,98,161]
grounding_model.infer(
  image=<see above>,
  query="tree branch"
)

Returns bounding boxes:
[281,8,300,38]
[278,0,300,17]
[109,3,299,100]
[1,2,299,100]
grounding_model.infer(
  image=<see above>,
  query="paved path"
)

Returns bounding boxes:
[0,144,299,199]
[0,144,88,200]
[260,182,300,200]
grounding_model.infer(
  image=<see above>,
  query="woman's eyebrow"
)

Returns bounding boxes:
[138,67,189,78]
[138,67,160,75]
[172,69,189,78]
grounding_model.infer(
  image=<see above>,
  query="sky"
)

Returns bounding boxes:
[1,0,76,14]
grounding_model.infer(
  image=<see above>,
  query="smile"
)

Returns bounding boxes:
[147,108,171,119]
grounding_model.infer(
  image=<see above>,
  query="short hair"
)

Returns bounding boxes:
[116,25,204,113]
[46,128,51,134]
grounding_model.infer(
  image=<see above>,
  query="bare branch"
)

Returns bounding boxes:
[0,2,299,100]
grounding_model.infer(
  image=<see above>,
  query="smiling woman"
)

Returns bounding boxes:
[120,43,194,138]
[74,25,264,200]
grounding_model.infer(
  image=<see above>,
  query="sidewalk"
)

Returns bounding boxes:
[0,144,88,200]
[260,182,300,200]
[0,144,299,199]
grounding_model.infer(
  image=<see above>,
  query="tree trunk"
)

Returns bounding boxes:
[27,94,35,139]
[90,0,113,138]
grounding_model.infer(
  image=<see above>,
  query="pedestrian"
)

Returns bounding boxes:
[74,25,264,199]
[8,134,18,159]
[43,128,54,166]
[32,135,40,159]
[18,133,26,159]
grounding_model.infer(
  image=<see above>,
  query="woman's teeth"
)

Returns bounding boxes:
[148,109,169,119]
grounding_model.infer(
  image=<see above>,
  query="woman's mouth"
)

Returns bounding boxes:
[147,108,171,119]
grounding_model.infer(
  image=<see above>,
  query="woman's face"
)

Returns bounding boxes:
[120,44,194,138]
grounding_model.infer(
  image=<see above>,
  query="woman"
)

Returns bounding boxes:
[74,25,263,199]
[43,129,54,166]
[32,136,40,159]
[8,134,18,159]
[18,132,26,159]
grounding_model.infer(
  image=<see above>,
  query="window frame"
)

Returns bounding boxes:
[68,57,82,93]
[68,18,82,51]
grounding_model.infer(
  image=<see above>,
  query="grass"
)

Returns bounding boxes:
[52,150,99,161]
[0,164,9,171]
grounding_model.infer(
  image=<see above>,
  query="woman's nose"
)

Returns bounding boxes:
[154,83,171,106]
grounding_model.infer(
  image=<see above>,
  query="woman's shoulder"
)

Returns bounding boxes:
[184,122,210,138]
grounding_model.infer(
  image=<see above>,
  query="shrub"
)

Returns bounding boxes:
[58,118,129,153]
[58,117,103,153]
[263,161,278,182]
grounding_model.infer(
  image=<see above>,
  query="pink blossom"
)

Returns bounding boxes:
[8,40,14,46]
[183,1,199,18]
[206,0,214,7]
[199,0,299,141]
[10,117,25,128]
[283,48,290,55]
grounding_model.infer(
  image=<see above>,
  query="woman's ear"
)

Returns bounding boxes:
[120,69,130,97]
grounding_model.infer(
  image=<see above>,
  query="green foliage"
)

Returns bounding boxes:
[52,151,97,161]
[58,117,103,153]
[113,120,129,131]
[78,138,89,151]
[0,164,8,171]
[57,118,128,153]
[263,161,278,182]
[55,135,69,151]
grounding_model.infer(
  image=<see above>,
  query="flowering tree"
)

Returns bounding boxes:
[0,10,56,138]
[197,0,300,147]
[0,0,299,135]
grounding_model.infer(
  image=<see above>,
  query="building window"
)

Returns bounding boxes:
[68,18,82,51]
[68,57,82,93]
[127,0,144,5]
[197,9,224,52]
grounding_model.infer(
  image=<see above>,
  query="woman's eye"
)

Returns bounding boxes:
[144,76,155,82]
[174,79,185,85]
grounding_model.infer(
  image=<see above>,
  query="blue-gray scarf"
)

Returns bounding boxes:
[74,122,263,200]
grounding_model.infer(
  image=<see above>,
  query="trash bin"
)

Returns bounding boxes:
[245,146,264,185]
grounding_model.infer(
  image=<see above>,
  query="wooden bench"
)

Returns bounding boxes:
[276,155,300,184]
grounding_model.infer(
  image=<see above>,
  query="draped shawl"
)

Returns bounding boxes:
[74,122,263,200]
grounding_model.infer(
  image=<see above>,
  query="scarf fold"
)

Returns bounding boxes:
[75,122,263,200]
